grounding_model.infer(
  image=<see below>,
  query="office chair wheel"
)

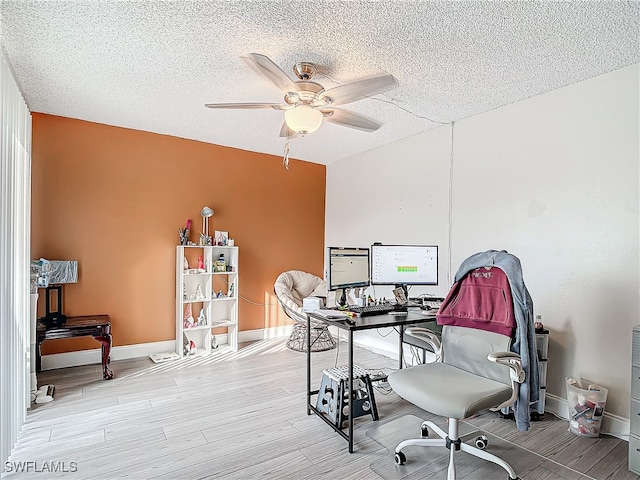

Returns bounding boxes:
[420,424,429,438]
[474,435,488,450]
[394,451,406,465]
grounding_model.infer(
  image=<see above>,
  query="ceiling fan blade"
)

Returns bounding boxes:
[279,122,298,138]
[242,53,298,92]
[321,109,382,132]
[205,102,287,110]
[321,73,398,106]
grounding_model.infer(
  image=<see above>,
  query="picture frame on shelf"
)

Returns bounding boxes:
[214,230,229,246]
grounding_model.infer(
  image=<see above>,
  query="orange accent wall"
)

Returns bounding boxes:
[31,114,326,354]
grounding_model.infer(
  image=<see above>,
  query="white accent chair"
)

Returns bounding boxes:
[388,325,525,480]
[274,270,336,352]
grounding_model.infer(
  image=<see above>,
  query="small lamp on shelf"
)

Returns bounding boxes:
[200,206,214,245]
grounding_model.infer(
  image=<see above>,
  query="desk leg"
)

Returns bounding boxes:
[36,341,42,374]
[94,334,113,380]
[306,316,311,415]
[398,325,404,370]
[348,329,354,453]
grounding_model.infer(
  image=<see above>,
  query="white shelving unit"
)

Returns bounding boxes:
[533,330,549,417]
[176,245,238,358]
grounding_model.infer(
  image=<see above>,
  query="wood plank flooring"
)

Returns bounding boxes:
[3,338,636,480]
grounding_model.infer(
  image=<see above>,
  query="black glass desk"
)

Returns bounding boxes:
[306,309,438,453]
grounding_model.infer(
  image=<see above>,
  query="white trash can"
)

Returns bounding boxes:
[566,377,607,438]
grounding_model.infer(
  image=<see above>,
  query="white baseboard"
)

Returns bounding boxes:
[240,325,293,342]
[40,326,294,371]
[41,340,176,371]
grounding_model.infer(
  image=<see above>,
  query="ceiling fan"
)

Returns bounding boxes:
[205,53,398,137]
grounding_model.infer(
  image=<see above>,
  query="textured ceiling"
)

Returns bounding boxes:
[1,1,638,165]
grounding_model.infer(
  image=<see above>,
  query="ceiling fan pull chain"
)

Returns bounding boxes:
[283,141,290,170]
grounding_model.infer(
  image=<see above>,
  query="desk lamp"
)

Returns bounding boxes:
[200,206,214,245]
[201,206,214,236]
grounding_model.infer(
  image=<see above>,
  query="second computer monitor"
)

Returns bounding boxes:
[370,244,438,291]
[328,247,370,291]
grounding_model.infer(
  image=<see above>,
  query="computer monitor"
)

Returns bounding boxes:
[327,247,370,291]
[370,244,438,295]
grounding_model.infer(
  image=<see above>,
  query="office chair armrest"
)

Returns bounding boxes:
[405,327,442,360]
[487,352,525,383]
[487,352,524,410]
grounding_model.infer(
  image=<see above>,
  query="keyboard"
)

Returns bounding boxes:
[345,304,397,317]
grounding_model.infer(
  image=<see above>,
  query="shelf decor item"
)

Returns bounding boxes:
[178,219,192,246]
[197,307,206,326]
[214,230,228,246]
[183,303,195,329]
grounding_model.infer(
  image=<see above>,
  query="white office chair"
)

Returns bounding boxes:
[274,270,337,352]
[388,325,525,480]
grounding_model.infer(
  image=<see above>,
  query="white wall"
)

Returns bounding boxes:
[325,64,639,421]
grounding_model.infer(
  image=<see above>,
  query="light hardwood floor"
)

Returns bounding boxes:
[4,338,637,480]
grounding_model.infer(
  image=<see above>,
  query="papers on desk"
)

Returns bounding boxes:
[310,309,351,320]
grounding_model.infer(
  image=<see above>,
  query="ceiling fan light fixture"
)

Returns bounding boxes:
[284,105,323,135]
